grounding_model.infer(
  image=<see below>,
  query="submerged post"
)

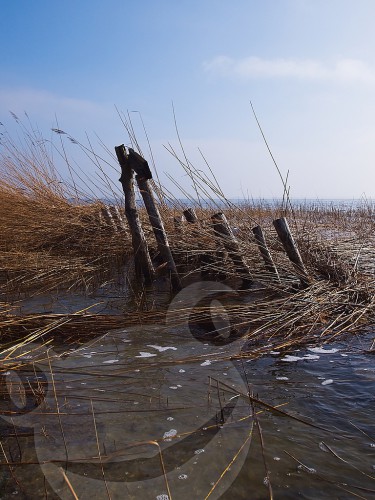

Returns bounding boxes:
[115,145,155,284]
[273,217,310,288]
[126,148,182,292]
[252,225,280,282]
[211,212,253,285]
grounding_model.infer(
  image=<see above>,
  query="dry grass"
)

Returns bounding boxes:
[0,117,375,361]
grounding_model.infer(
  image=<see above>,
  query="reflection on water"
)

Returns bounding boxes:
[0,326,374,499]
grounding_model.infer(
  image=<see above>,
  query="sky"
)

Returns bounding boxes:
[1,0,375,200]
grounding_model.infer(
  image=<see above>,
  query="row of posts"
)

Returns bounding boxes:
[115,145,311,292]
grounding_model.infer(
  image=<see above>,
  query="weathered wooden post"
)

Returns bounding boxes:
[252,225,280,282]
[115,145,155,284]
[126,148,182,292]
[183,208,199,224]
[272,217,311,288]
[211,212,253,285]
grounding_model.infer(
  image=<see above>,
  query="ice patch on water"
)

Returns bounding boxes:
[341,354,348,357]
[169,386,178,390]
[200,360,212,366]
[178,369,185,373]
[273,457,281,461]
[163,429,177,441]
[135,352,157,358]
[281,354,320,362]
[270,351,280,355]
[194,449,205,454]
[281,355,303,362]
[276,376,289,381]
[147,345,177,352]
[308,347,339,354]
[321,379,333,386]
[103,359,119,364]
[167,417,174,421]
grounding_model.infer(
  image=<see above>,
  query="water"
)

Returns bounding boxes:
[0,324,374,499]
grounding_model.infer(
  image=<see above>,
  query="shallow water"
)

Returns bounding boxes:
[0,324,374,499]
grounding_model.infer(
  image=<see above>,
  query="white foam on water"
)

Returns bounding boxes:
[281,354,320,362]
[273,457,281,461]
[167,417,174,421]
[135,352,157,358]
[169,386,178,390]
[156,494,169,500]
[163,429,177,441]
[341,354,349,357]
[194,449,205,454]
[147,345,177,352]
[178,474,188,480]
[200,360,212,366]
[270,351,280,355]
[281,355,303,362]
[178,369,185,373]
[276,376,289,381]
[321,379,333,386]
[103,359,119,364]
[308,347,339,354]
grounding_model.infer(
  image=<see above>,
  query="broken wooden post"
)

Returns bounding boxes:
[252,225,280,282]
[211,212,253,285]
[115,145,155,284]
[126,148,182,292]
[272,217,311,288]
[183,207,199,224]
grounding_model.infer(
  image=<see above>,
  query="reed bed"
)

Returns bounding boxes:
[1,117,375,361]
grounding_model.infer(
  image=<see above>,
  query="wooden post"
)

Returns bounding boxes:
[211,212,253,285]
[115,145,155,284]
[252,225,280,282]
[126,148,182,292]
[183,207,199,223]
[272,217,310,288]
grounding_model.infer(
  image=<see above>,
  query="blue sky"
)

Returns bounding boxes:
[2,0,375,199]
